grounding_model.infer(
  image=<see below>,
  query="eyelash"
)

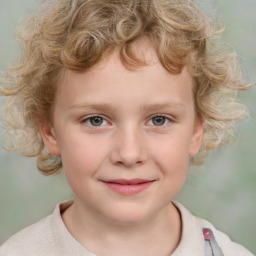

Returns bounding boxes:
[81,114,172,128]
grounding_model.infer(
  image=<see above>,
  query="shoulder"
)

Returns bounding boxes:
[0,200,94,256]
[174,201,254,256]
[0,214,56,256]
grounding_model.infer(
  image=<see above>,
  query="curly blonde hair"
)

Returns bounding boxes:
[0,0,249,175]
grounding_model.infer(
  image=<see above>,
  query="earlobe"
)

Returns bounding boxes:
[189,118,204,157]
[39,122,61,156]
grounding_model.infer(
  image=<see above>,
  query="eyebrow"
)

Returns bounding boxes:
[69,103,118,111]
[141,102,185,112]
[69,102,185,112]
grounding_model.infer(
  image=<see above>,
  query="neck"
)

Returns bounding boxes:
[62,199,182,256]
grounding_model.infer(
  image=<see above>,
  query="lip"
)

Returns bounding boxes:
[101,179,155,195]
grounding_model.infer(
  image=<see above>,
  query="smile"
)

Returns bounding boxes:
[101,179,155,195]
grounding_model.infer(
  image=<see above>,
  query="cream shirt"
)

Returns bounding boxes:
[0,200,253,256]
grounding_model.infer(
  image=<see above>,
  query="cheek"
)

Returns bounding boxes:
[150,139,189,202]
[152,133,191,169]
[59,135,109,179]
[151,132,191,190]
[156,145,189,182]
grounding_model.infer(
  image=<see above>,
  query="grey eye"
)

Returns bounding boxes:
[152,116,167,126]
[89,116,104,126]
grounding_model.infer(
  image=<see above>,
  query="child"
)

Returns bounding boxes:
[0,0,254,255]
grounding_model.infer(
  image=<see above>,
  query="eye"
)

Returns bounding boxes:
[148,115,171,126]
[82,115,108,127]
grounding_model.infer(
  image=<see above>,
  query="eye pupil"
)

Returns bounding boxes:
[152,116,165,126]
[90,117,103,126]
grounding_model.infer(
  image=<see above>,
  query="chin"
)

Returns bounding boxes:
[102,203,153,225]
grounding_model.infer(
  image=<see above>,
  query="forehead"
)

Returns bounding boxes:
[55,42,194,113]
[59,40,191,84]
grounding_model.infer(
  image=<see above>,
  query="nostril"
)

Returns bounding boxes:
[115,159,144,166]
[109,140,147,166]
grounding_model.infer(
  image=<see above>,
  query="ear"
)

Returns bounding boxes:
[39,122,61,156]
[189,118,204,157]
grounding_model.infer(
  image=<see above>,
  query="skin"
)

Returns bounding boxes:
[40,43,203,256]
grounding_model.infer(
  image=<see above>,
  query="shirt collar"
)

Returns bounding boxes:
[50,200,205,256]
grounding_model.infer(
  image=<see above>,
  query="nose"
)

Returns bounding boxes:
[109,125,147,167]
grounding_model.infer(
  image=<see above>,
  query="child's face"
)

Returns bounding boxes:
[41,44,203,224]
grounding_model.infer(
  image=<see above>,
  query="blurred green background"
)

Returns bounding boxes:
[0,0,255,253]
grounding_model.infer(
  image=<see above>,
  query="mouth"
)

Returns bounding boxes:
[100,179,155,195]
